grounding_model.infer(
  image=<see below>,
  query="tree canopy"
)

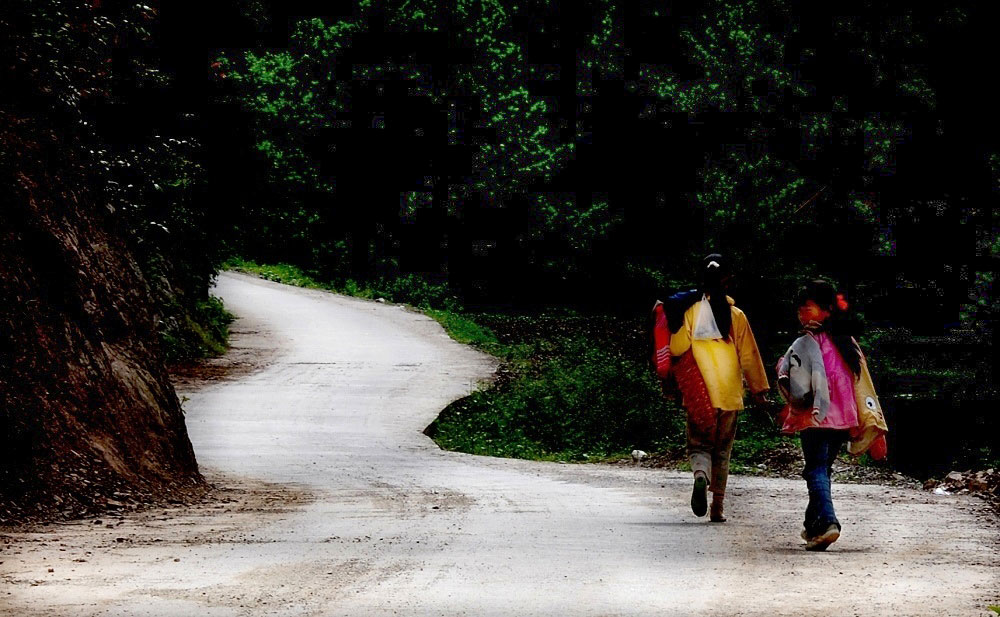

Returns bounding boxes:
[5,0,995,326]
[211,1,993,324]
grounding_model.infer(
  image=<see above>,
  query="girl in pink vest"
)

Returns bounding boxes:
[777,280,864,550]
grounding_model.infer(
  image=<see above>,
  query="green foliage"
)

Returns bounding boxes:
[1,1,161,122]
[160,297,235,365]
[857,326,996,471]
[215,1,980,310]
[2,1,232,364]
[453,0,574,193]
[695,153,808,257]
[729,410,791,473]
[531,194,622,253]
[432,339,799,466]
[424,309,501,350]
[641,0,795,112]
[429,335,686,461]
[216,16,356,272]
[226,258,462,311]
[427,313,799,466]
[225,258,330,289]
[220,0,575,276]
[376,274,463,310]
[859,327,992,403]
[230,16,357,189]
[634,0,960,261]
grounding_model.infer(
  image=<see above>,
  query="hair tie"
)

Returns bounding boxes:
[836,293,848,311]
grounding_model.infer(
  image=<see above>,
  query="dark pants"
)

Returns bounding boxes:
[800,429,849,536]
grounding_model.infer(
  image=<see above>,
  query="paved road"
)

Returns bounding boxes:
[3,272,998,616]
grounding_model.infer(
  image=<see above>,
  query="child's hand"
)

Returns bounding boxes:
[810,409,824,426]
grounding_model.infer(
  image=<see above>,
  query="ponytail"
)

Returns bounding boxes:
[829,298,862,377]
[702,253,732,342]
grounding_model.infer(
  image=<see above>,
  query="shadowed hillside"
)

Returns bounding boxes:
[0,113,202,523]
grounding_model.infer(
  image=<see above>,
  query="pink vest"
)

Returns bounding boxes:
[814,332,859,430]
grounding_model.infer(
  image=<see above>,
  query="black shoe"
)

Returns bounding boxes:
[691,475,708,517]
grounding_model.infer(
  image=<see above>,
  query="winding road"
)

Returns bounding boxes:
[3,272,998,616]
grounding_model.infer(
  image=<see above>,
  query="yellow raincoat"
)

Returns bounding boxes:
[670,296,769,410]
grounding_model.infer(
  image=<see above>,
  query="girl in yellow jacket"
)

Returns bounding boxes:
[669,254,770,522]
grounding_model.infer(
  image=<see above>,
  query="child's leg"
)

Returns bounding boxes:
[685,416,712,481]
[685,412,716,517]
[709,409,740,496]
[800,430,839,535]
[825,432,845,473]
[822,432,848,523]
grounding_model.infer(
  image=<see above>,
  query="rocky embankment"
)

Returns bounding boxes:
[0,114,203,525]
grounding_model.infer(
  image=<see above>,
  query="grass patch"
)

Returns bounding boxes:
[424,309,500,349]
[225,258,331,290]
[161,296,235,364]
[225,257,461,310]
[428,311,802,466]
[426,334,687,461]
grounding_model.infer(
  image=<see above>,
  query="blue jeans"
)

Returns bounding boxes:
[800,429,848,536]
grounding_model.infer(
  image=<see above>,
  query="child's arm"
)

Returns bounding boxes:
[784,340,812,408]
[733,310,769,393]
[776,351,792,402]
[807,337,830,421]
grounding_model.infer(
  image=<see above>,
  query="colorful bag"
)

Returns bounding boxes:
[673,351,717,436]
[848,355,889,459]
[651,295,716,435]
[651,301,672,379]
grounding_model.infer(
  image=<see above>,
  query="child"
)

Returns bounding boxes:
[776,280,885,551]
[669,254,770,522]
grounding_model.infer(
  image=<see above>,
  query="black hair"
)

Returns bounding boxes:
[701,253,732,342]
[796,279,862,376]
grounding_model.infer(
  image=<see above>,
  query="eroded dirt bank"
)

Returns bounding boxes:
[0,114,201,525]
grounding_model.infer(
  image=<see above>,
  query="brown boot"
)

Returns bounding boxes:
[709,494,726,522]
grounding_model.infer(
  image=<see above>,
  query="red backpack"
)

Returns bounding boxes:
[651,299,716,435]
[651,301,672,379]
